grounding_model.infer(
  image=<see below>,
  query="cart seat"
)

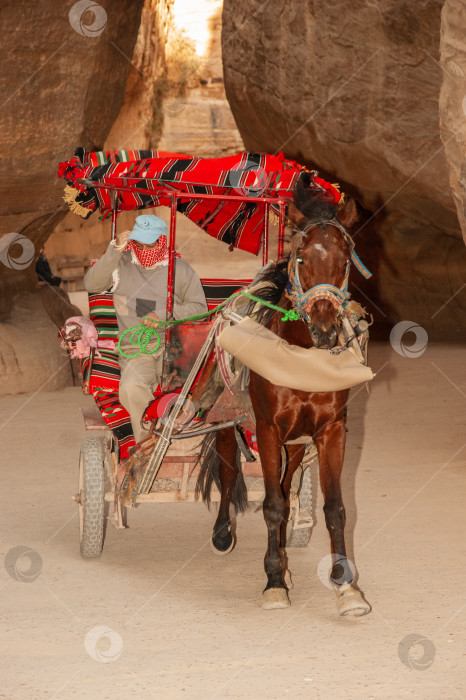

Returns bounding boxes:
[201,278,253,310]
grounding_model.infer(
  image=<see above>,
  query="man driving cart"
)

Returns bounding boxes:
[84,214,207,443]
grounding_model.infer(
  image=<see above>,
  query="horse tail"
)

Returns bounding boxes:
[232,458,248,513]
[195,432,248,513]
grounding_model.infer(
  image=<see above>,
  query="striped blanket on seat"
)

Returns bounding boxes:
[80,293,135,458]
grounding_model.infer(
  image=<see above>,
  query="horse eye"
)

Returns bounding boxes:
[296,257,303,264]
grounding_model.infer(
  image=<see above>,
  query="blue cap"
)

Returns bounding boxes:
[128,215,167,244]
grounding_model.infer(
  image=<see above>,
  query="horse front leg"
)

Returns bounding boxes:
[211,427,238,555]
[316,420,371,617]
[278,444,306,593]
[256,423,290,609]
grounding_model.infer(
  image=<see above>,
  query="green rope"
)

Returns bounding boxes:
[238,291,300,322]
[116,290,300,358]
[118,327,161,359]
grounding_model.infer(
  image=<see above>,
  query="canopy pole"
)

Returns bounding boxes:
[277,199,286,258]
[166,194,177,322]
[262,202,269,266]
[161,195,177,387]
[110,191,118,241]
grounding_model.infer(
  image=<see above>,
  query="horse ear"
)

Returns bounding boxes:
[337,196,359,229]
[287,200,307,227]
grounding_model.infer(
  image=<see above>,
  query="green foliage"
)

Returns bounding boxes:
[151,28,200,146]
[167,29,200,95]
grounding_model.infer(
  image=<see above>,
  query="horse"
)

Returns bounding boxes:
[196,173,371,616]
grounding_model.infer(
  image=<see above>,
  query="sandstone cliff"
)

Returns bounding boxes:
[222,0,466,338]
[0,0,144,393]
[439,0,466,240]
[0,0,245,396]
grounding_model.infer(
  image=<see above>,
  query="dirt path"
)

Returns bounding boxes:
[0,342,465,700]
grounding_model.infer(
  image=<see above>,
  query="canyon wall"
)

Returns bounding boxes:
[222,0,466,338]
[0,0,245,396]
[0,0,145,393]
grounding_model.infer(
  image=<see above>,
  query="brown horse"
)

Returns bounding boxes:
[196,174,371,616]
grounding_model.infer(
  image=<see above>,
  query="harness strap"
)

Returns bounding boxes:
[301,284,346,307]
[350,250,371,279]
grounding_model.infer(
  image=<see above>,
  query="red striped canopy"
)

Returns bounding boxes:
[58,149,341,255]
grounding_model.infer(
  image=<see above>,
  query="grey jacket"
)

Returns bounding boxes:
[84,243,208,340]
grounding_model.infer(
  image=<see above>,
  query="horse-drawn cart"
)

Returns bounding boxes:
[59,149,373,615]
[59,149,321,558]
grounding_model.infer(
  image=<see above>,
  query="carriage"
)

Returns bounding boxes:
[58,149,373,615]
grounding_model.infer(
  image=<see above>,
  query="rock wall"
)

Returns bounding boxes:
[0,0,145,314]
[439,0,466,240]
[104,0,173,151]
[0,0,144,394]
[222,0,466,338]
[0,289,81,396]
[42,0,174,302]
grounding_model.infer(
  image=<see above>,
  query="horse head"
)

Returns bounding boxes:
[287,175,359,349]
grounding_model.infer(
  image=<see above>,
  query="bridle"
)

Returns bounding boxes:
[285,218,372,324]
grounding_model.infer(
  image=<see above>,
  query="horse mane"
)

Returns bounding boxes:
[293,171,338,223]
[247,260,288,325]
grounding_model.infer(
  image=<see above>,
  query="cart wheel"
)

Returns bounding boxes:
[78,437,105,558]
[287,466,313,548]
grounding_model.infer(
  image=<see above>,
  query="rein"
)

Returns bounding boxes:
[117,290,300,358]
[285,218,371,322]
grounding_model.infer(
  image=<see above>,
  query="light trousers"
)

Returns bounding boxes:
[119,351,163,443]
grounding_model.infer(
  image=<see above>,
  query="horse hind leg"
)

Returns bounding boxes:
[195,427,247,555]
[279,443,306,548]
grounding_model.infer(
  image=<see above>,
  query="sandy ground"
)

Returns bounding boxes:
[0,342,465,700]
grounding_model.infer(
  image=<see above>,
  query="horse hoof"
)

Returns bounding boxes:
[262,588,290,610]
[335,584,371,617]
[284,569,294,590]
[210,535,235,556]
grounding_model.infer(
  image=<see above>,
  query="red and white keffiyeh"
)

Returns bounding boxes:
[125,235,180,269]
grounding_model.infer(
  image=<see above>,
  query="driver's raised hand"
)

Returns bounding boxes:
[115,229,131,250]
